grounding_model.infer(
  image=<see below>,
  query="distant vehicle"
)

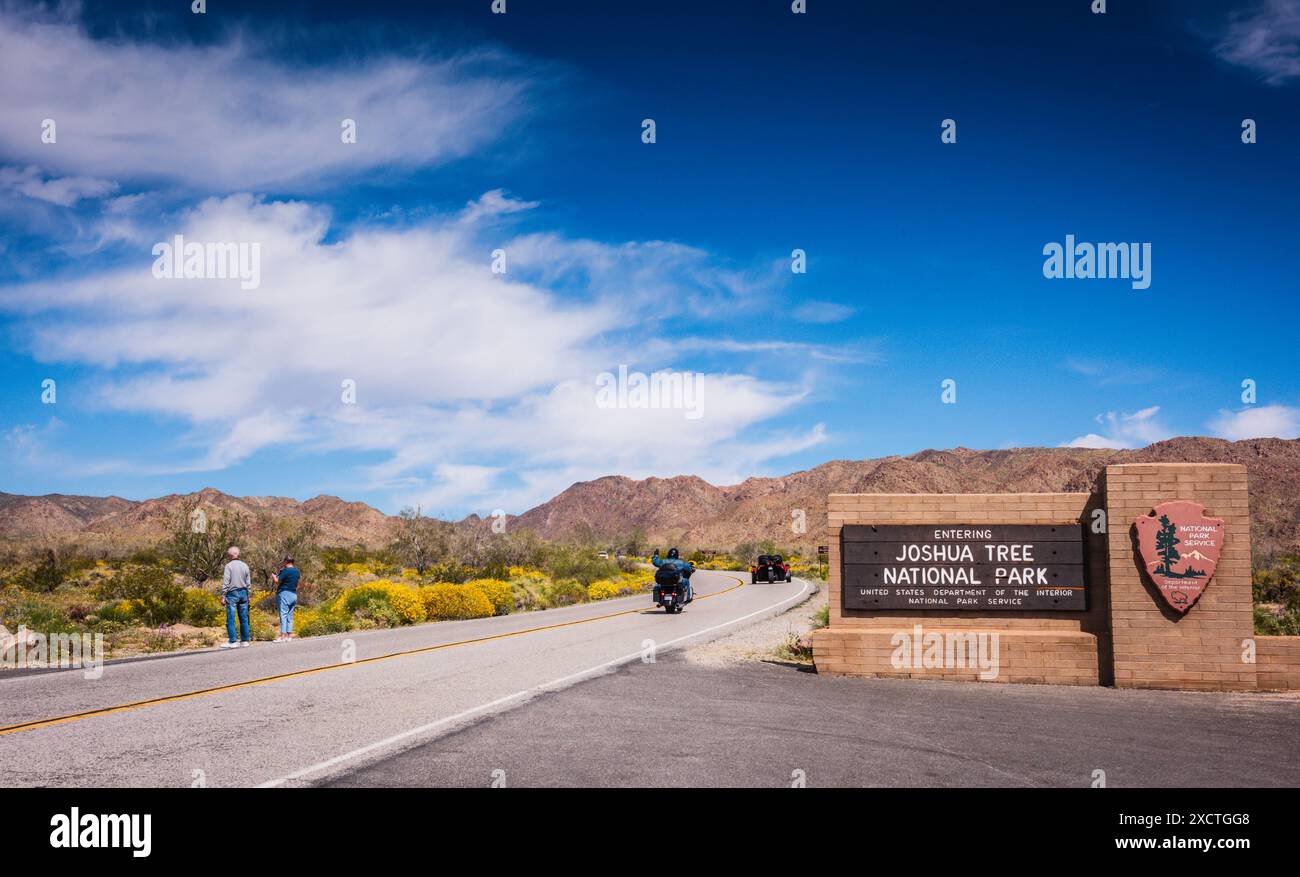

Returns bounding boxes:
[751,554,792,584]
[596,551,609,559]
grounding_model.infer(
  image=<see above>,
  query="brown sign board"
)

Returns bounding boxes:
[841,523,1088,611]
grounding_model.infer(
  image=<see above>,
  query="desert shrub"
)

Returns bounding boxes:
[542,544,620,586]
[334,580,426,625]
[295,606,352,637]
[587,580,621,601]
[95,565,186,626]
[1255,604,1300,637]
[183,588,223,626]
[1254,554,1300,608]
[94,599,138,626]
[418,583,494,621]
[8,601,82,634]
[813,604,830,629]
[463,578,513,615]
[542,579,588,608]
[248,609,278,641]
[143,628,183,653]
[19,549,68,593]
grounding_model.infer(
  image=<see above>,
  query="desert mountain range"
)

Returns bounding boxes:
[2,437,1297,562]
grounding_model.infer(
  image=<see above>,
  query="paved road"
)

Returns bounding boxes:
[327,654,1300,788]
[0,571,809,787]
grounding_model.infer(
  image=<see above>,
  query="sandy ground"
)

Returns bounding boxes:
[684,578,824,666]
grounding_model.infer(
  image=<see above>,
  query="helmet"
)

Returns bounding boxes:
[666,547,680,559]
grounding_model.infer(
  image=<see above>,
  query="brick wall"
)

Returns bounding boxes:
[1257,637,1300,690]
[813,492,1110,685]
[1103,464,1255,691]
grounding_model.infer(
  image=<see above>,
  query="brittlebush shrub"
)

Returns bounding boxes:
[295,606,352,637]
[588,575,653,601]
[419,583,494,621]
[182,587,223,626]
[334,580,426,625]
[463,578,513,615]
[587,580,621,601]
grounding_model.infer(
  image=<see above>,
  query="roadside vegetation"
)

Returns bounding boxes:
[0,505,655,661]
[1253,553,1300,635]
[0,509,843,663]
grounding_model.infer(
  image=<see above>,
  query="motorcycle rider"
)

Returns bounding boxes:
[651,547,695,604]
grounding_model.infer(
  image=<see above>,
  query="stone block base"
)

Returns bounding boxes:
[1257,636,1300,691]
[812,628,1101,686]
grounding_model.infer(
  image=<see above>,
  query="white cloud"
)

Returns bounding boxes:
[1214,0,1300,85]
[0,7,532,191]
[792,300,854,324]
[460,189,540,223]
[1064,405,1171,449]
[0,193,820,511]
[0,165,117,206]
[1209,404,1300,440]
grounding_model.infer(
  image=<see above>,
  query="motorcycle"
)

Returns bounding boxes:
[654,567,688,614]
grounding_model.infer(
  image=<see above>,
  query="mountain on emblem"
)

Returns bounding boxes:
[1134,500,1224,614]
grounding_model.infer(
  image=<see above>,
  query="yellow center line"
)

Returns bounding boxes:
[0,573,747,737]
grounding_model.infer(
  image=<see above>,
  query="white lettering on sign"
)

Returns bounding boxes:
[893,544,975,562]
[933,529,992,540]
[983,543,1035,562]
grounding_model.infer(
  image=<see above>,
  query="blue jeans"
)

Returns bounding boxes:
[224,588,251,643]
[278,590,297,634]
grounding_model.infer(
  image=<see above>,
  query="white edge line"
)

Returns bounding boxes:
[257,577,812,787]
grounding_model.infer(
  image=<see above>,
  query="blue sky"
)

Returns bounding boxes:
[1,0,1297,516]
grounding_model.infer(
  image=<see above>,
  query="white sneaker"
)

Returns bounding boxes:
[240,641,250,648]
[220,642,239,650]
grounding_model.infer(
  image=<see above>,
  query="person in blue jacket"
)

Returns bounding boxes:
[652,547,695,604]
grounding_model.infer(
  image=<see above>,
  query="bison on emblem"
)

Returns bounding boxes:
[1134,501,1224,615]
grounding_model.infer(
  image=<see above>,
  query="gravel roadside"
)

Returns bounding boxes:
[683,578,825,667]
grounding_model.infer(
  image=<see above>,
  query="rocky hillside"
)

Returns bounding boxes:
[0,487,391,547]
[509,437,1300,561]
[2,437,1297,562]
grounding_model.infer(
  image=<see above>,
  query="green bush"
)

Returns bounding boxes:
[295,606,352,637]
[182,588,223,626]
[95,565,185,626]
[542,579,588,608]
[542,544,620,586]
[94,599,138,626]
[1255,604,1300,636]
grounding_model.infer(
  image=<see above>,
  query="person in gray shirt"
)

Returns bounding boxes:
[221,547,253,649]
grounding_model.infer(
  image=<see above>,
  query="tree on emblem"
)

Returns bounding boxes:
[1153,514,1181,576]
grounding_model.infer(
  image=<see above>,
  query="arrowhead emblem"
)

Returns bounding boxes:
[1133,501,1224,614]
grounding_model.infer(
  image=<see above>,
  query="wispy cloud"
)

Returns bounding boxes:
[1064,406,1172,449]
[0,165,117,206]
[792,300,854,324]
[1214,0,1300,85]
[0,6,534,191]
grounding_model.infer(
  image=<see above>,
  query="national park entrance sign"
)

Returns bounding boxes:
[841,523,1087,611]
[812,463,1300,692]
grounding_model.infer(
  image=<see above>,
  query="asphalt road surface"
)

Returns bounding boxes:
[0,570,809,787]
[328,654,1300,788]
